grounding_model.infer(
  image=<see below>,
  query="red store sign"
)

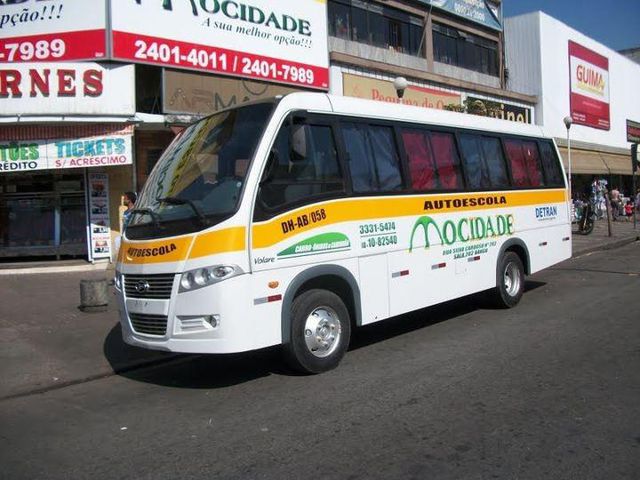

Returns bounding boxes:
[0,62,135,116]
[568,40,610,130]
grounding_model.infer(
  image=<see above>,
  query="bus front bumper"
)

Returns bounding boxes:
[116,273,282,354]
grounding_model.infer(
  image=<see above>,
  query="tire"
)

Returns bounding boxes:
[581,216,594,235]
[491,251,525,308]
[283,289,351,374]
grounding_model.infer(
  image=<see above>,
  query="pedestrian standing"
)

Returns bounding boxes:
[122,191,137,229]
[610,186,621,221]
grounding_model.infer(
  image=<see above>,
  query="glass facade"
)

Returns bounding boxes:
[328,0,423,56]
[433,22,499,76]
[0,172,87,257]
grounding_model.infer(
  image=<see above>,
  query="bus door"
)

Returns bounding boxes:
[251,115,348,277]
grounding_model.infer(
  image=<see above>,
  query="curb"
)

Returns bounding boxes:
[573,234,639,257]
[0,353,189,402]
[0,262,109,276]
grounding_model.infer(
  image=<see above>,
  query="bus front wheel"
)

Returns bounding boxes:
[491,251,525,308]
[283,289,351,374]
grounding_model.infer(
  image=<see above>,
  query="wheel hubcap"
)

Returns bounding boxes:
[303,306,342,358]
[504,262,521,297]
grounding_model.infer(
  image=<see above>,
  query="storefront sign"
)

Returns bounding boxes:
[0,133,133,173]
[626,120,640,143]
[87,172,112,260]
[417,0,502,31]
[0,62,135,115]
[0,0,107,63]
[467,96,532,124]
[163,69,298,114]
[343,73,461,110]
[111,0,329,90]
[569,41,610,130]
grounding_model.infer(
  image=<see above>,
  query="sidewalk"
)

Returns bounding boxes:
[0,222,637,400]
[0,271,177,400]
[572,216,640,256]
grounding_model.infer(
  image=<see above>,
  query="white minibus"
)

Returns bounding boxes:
[115,92,570,373]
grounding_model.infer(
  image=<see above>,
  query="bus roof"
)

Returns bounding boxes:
[276,92,548,140]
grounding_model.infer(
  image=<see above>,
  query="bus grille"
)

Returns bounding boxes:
[124,274,175,299]
[129,313,168,336]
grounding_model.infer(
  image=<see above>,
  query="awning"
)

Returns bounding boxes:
[558,147,609,175]
[601,152,633,175]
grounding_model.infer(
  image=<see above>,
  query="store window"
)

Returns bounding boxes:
[0,172,86,257]
[433,23,498,76]
[328,0,423,56]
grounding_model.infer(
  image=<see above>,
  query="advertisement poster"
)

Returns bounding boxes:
[163,69,298,114]
[0,134,133,173]
[417,0,502,30]
[110,0,329,90]
[0,62,135,116]
[467,96,532,124]
[627,120,640,144]
[0,0,107,63]
[569,41,610,130]
[87,173,111,260]
[343,73,461,110]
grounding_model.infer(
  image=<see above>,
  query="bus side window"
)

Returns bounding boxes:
[342,123,402,193]
[480,136,510,189]
[522,140,544,187]
[430,131,464,190]
[257,122,344,211]
[459,133,491,189]
[538,141,565,187]
[504,138,544,188]
[400,128,438,191]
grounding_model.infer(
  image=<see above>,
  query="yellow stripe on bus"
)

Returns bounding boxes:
[119,236,194,264]
[252,189,566,249]
[189,227,246,259]
[119,227,245,264]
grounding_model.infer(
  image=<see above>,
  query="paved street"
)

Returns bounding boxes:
[1,242,639,479]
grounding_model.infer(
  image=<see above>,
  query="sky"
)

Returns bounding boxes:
[502,0,640,51]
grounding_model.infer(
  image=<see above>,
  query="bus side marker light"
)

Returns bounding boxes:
[431,262,447,270]
[539,241,548,247]
[254,295,283,305]
[268,281,279,289]
[562,237,570,242]
[392,270,410,278]
[467,256,481,262]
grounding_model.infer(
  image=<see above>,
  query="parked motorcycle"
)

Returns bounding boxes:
[573,201,595,235]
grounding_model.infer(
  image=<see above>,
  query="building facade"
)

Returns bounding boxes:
[0,0,327,261]
[505,12,640,197]
[2,1,637,261]
[326,0,537,126]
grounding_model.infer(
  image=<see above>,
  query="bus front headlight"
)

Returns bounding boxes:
[179,265,242,293]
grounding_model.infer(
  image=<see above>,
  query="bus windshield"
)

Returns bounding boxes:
[126,102,274,240]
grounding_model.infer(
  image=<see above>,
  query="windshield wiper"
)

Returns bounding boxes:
[157,196,209,227]
[129,208,161,228]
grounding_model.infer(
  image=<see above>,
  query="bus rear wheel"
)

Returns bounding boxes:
[283,289,351,374]
[491,251,525,308]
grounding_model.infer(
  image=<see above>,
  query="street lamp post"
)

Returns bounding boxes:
[563,116,573,217]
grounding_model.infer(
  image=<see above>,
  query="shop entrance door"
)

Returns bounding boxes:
[0,172,87,259]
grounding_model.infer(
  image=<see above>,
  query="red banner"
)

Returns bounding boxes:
[568,41,610,130]
[112,31,328,90]
[0,30,106,63]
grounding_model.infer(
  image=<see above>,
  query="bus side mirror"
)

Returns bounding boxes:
[290,124,308,162]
